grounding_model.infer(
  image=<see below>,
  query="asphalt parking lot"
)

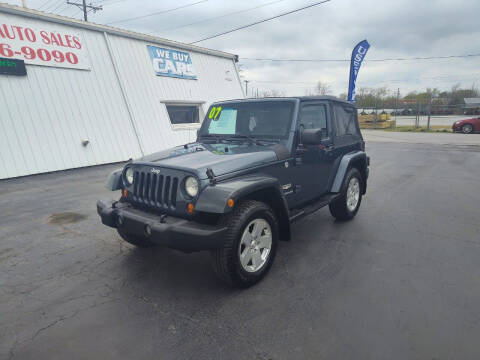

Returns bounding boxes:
[1,140,480,360]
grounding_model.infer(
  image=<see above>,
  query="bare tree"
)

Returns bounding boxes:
[469,83,479,97]
[260,89,286,97]
[313,81,332,95]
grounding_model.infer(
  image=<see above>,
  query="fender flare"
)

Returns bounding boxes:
[196,175,282,214]
[330,151,368,193]
[105,168,123,191]
[195,174,291,241]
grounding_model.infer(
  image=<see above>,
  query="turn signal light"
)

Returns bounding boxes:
[123,189,127,198]
[187,203,195,214]
[227,198,234,208]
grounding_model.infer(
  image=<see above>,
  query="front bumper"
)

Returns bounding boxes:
[97,199,227,252]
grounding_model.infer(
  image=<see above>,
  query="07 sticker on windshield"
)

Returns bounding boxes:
[208,108,237,134]
[209,106,222,120]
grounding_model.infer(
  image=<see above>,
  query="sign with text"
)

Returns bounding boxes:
[347,39,370,102]
[147,45,197,80]
[0,14,90,70]
[0,57,26,76]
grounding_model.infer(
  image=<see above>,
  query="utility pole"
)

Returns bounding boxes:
[244,80,249,97]
[394,88,399,128]
[66,0,103,21]
[427,92,433,131]
[416,100,420,128]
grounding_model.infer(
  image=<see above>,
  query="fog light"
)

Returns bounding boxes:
[145,224,152,236]
[117,215,124,227]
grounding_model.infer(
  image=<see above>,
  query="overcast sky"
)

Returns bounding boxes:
[7,0,480,96]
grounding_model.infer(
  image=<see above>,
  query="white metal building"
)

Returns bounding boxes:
[0,3,244,179]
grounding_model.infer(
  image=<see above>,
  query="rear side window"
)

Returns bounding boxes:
[299,104,328,131]
[333,103,359,136]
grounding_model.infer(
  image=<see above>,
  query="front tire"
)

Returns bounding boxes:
[462,124,473,134]
[117,229,155,248]
[211,200,279,288]
[329,168,363,221]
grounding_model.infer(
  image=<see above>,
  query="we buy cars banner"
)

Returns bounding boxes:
[0,14,90,70]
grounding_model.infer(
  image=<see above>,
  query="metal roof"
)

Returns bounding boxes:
[0,2,238,61]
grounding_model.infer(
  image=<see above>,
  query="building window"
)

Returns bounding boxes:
[166,105,200,125]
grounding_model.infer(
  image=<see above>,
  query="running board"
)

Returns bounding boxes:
[289,193,340,222]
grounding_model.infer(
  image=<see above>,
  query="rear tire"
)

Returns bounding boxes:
[329,168,363,221]
[462,124,473,134]
[211,200,278,288]
[117,229,155,248]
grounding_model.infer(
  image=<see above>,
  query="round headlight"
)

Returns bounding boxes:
[125,167,134,185]
[185,176,199,197]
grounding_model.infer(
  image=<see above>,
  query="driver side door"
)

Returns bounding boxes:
[290,101,334,207]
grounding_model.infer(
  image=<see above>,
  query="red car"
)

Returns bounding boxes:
[452,117,480,134]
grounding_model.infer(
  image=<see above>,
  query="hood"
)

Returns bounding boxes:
[136,143,279,179]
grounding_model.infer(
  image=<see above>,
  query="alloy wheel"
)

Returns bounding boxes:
[238,219,272,273]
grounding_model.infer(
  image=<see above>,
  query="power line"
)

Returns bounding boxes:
[160,0,287,32]
[190,0,331,44]
[102,0,128,5]
[241,53,480,62]
[250,80,318,84]
[38,0,59,10]
[66,0,103,21]
[43,0,65,12]
[93,0,128,6]
[50,1,68,13]
[70,8,84,18]
[248,73,480,87]
[369,54,480,62]
[106,0,208,25]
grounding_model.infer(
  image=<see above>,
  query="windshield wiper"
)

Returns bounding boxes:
[224,135,266,146]
[199,134,223,143]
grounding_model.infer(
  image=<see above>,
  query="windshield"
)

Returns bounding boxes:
[199,101,295,140]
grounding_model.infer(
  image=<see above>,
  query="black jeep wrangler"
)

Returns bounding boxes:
[97,97,369,287]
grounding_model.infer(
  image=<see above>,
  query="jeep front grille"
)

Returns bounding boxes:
[132,170,178,209]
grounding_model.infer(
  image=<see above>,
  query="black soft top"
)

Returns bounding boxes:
[213,96,354,107]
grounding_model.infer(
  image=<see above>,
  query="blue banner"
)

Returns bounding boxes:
[347,39,370,102]
[147,45,197,80]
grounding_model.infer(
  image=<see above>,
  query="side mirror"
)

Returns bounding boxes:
[301,128,323,145]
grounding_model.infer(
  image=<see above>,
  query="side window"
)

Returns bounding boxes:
[299,104,328,134]
[333,103,358,136]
